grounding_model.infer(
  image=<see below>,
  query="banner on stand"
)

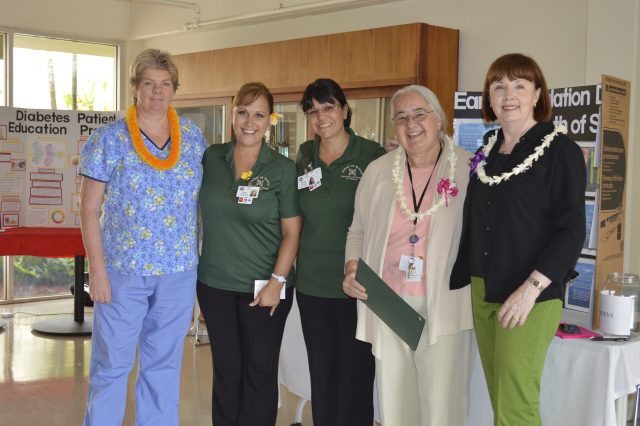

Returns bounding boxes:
[592,75,630,329]
[0,106,122,228]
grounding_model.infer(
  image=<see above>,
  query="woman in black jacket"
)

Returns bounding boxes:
[450,53,586,426]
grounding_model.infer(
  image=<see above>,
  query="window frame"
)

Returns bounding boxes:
[0,27,123,303]
[2,27,124,110]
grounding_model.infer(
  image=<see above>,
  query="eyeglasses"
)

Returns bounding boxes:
[304,104,338,119]
[392,109,434,126]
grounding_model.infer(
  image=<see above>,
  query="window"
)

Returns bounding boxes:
[297,97,392,150]
[272,102,307,159]
[13,34,117,111]
[177,105,226,146]
[1,31,119,302]
[13,256,75,299]
[349,98,385,143]
[0,32,5,106]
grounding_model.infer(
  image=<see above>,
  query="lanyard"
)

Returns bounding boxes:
[406,147,442,225]
[406,147,442,252]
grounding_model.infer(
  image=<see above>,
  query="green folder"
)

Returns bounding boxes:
[355,258,426,350]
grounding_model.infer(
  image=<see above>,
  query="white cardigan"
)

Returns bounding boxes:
[345,141,474,358]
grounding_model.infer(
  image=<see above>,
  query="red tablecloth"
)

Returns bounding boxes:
[0,227,85,257]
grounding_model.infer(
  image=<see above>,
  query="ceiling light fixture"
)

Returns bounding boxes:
[128,0,404,40]
[118,0,201,29]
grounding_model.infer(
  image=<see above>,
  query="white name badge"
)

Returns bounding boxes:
[236,186,260,198]
[309,177,322,191]
[399,255,424,282]
[297,175,309,189]
[298,167,323,190]
[254,279,286,300]
[308,167,322,181]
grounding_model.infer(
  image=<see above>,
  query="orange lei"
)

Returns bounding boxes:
[126,105,181,170]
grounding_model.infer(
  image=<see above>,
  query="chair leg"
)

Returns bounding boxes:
[633,384,639,426]
[193,306,201,346]
[189,300,200,336]
[190,299,209,346]
[292,397,307,425]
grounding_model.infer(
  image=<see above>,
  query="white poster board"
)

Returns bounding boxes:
[0,106,122,228]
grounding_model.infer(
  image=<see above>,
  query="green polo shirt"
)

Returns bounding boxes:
[295,128,385,298]
[198,140,301,293]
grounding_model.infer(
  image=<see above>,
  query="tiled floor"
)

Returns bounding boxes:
[2,300,639,425]
[0,299,312,426]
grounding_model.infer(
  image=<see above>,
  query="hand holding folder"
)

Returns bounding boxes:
[354,258,426,350]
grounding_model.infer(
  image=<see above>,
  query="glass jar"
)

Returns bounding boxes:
[602,272,624,295]
[620,273,640,332]
[600,272,640,336]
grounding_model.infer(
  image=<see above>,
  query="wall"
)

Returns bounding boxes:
[0,0,638,272]
[131,0,639,273]
[130,0,594,89]
[0,0,129,40]
[0,0,130,107]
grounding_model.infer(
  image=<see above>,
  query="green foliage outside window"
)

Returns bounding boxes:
[13,256,74,298]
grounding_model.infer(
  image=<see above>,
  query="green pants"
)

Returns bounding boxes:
[471,276,562,426]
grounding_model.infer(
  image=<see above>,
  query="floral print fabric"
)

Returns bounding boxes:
[79,117,206,276]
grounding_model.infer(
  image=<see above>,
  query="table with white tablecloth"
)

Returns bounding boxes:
[540,334,640,426]
[278,295,312,401]
[277,295,381,423]
[279,295,640,425]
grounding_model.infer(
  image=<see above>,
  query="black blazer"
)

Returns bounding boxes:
[450,122,586,303]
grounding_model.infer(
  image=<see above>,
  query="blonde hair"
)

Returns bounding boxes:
[129,48,179,102]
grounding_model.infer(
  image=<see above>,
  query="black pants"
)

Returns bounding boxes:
[296,291,375,426]
[197,281,293,426]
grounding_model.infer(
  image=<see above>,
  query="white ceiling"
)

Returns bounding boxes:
[123,0,404,39]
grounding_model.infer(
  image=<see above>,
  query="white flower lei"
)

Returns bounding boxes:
[392,135,457,222]
[475,125,567,186]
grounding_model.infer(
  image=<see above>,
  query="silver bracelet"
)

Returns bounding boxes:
[271,273,287,284]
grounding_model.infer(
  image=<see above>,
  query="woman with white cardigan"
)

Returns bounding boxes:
[343,85,474,426]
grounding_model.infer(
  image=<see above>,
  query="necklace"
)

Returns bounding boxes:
[406,147,441,248]
[392,135,458,223]
[474,125,567,185]
[126,105,182,170]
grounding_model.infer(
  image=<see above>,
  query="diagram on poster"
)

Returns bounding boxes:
[0,106,121,228]
[30,140,66,168]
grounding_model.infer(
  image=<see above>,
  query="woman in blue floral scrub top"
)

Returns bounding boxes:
[79,48,207,426]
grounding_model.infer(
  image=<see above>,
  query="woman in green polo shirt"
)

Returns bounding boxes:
[295,78,385,426]
[197,82,302,426]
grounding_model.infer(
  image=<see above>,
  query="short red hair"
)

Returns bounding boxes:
[481,53,551,122]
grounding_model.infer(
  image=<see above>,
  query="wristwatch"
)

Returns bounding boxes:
[271,273,287,285]
[527,276,544,291]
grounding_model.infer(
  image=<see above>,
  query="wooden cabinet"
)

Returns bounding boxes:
[172,22,459,146]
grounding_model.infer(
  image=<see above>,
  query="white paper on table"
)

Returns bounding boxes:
[254,279,286,300]
[599,291,635,335]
